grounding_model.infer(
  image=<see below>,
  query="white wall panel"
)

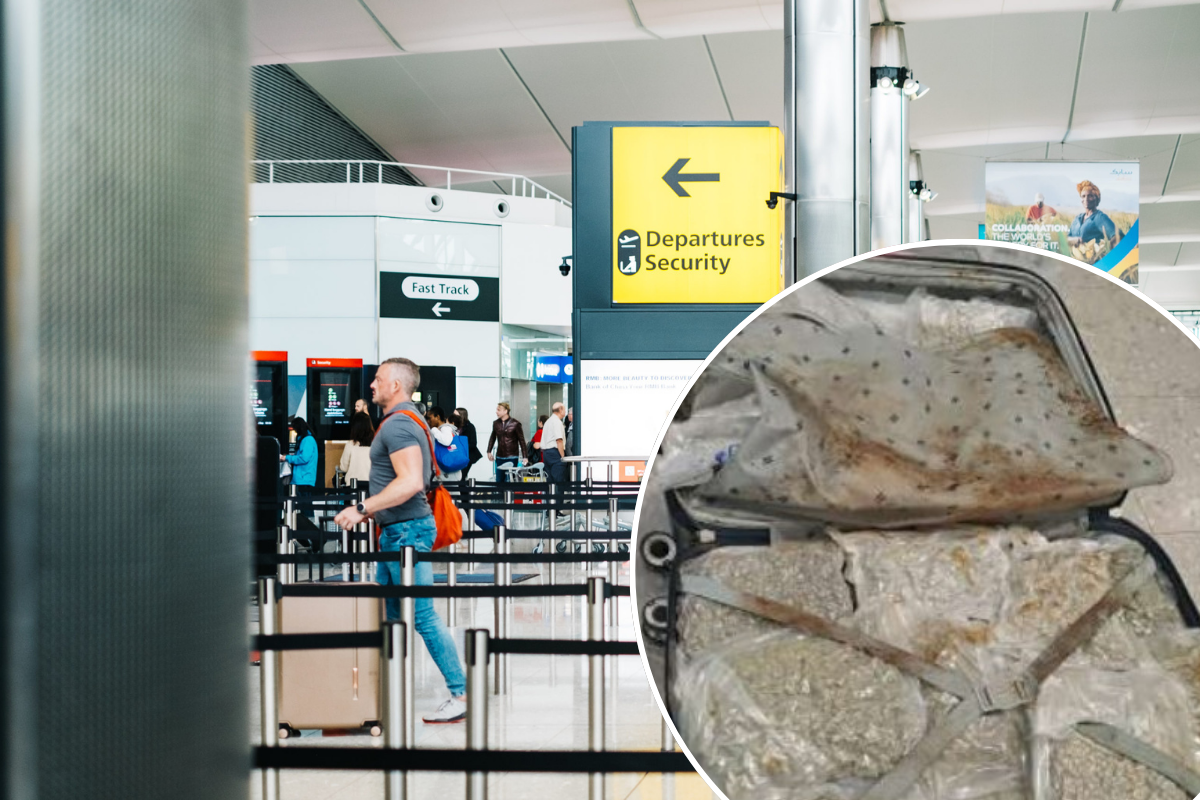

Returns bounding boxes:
[250,317,378,374]
[378,217,500,270]
[379,318,500,378]
[250,215,375,260]
[250,259,376,318]
[456,376,503,479]
[501,223,572,329]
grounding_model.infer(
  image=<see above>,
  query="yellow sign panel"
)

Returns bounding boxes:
[612,126,783,304]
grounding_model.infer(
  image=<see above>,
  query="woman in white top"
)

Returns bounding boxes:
[427,406,463,481]
[339,411,375,486]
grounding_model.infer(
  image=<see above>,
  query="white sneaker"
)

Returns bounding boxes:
[422,696,466,724]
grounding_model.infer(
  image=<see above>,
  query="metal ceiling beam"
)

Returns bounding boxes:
[499,49,571,154]
[1062,13,1089,143]
[356,0,405,53]
[702,36,734,121]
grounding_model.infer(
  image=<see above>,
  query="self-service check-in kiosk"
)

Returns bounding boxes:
[306,358,364,487]
[251,350,289,449]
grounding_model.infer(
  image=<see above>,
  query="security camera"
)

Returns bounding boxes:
[766,191,797,210]
[559,256,572,277]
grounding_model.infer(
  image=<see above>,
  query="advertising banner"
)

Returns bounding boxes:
[984,161,1139,284]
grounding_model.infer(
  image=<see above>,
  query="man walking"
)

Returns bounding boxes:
[486,401,527,481]
[541,402,568,483]
[334,358,466,724]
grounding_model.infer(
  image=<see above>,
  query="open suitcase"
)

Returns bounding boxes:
[277,584,383,737]
[637,253,1200,800]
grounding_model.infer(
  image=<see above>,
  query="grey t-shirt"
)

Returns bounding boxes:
[370,402,432,526]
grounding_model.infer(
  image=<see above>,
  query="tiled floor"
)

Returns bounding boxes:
[250,560,714,800]
[1010,249,1200,600]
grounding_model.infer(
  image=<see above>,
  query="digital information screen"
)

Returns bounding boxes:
[319,370,351,424]
[252,365,273,424]
[579,359,702,457]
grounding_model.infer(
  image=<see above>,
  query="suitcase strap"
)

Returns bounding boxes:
[683,556,1199,800]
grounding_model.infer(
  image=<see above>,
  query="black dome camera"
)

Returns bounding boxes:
[559,256,572,277]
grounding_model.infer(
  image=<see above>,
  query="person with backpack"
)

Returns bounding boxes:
[333,358,466,724]
[426,406,468,481]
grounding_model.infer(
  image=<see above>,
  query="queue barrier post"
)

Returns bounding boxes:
[277,524,290,585]
[585,465,594,557]
[258,577,281,800]
[447,535,458,628]
[587,577,606,800]
[547,483,557,585]
[465,629,489,800]
[401,546,417,745]
[383,621,408,800]
[493,515,508,694]
[608,497,619,629]
[466,478,476,567]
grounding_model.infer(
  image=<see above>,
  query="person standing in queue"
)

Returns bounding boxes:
[426,406,464,482]
[529,414,548,464]
[486,401,527,481]
[541,402,567,483]
[333,358,467,723]
[280,417,317,494]
[455,406,482,474]
[338,411,374,486]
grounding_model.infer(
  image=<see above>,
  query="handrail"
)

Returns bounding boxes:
[251,158,570,207]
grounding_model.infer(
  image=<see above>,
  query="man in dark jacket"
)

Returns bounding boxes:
[486,401,527,481]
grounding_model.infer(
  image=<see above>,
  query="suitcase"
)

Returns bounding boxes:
[277,584,382,737]
[637,254,1200,800]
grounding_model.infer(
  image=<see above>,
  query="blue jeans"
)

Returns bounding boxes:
[377,516,466,697]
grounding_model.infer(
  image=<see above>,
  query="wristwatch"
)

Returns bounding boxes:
[356,502,367,515]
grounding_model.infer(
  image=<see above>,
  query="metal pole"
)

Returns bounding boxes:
[870,21,909,250]
[466,478,476,567]
[608,497,619,629]
[342,526,351,582]
[907,151,927,243]
[258,577,280,800]
[383,621,408,800]
[548,483,557,585]
[585,465,594,557]
[401,546,417,745]
[447,539,458,629]
[661,719,676,800]
[493,518,507,693]
[277,524,289,585]
[791,0,870,277]
[465,630,489,800]
[587,577,606,800]
[502,490,513,589]
[287,538,297,585]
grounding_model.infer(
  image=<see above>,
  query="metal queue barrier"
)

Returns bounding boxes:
[253,574,691,800]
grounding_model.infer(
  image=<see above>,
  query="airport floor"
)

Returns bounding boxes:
[1024,253,1200,595]
[249,560,714,800]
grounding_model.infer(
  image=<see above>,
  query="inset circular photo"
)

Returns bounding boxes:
[634,241,1200,800]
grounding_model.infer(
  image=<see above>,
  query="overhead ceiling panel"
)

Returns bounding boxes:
[293,51,569,178]
[366,0,645,53]
[1165,134,1200,195]
[1058,134,1180,199]
[634,0,781,38]
[1176,242,1200,263]
[704,30,784,126]
[904,13,1082,150]
[1140,199,1200,239]
[250,0,399,64]
[1071,6,1200,140]
[920,143,1049,216]
[1140,242,1184,265]
[503,36,731,134]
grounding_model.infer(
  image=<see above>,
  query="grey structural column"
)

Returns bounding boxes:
[787,0,871,280]
[7,0,250,798]
[869,22,910,249]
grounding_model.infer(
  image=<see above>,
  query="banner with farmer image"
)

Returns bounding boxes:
[984,161,1139,285]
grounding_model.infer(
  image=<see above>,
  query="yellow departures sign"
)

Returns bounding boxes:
[612,126,783,304]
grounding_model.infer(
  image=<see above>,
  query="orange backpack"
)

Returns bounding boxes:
[391,409,463,551]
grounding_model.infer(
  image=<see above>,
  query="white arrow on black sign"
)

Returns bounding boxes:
[432,302,449,317]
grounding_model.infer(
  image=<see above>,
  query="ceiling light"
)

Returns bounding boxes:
[914,84,932,100]
[919,187,937,202]
[877,75,894,92]
[902,78,919,96]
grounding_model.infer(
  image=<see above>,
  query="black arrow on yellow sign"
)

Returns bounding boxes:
[662,158,720,197]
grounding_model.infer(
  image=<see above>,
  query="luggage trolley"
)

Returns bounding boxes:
[637,254,1200,800]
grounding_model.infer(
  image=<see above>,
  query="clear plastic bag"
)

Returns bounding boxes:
[694,284,1171,528]
[675,629,927,800]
